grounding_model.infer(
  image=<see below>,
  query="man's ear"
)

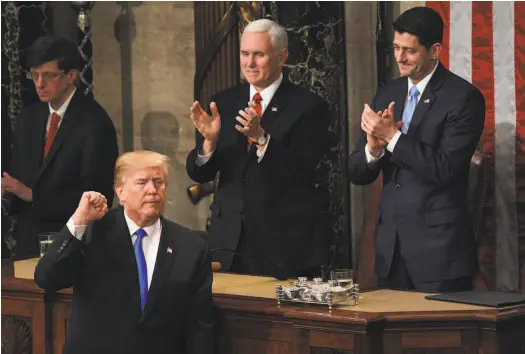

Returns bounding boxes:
[279,48,289,66]
[114,184,124,205]
[430,43,442,60]
[68,69,79,85]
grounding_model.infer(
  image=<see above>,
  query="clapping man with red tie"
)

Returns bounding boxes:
[187,19,331,278]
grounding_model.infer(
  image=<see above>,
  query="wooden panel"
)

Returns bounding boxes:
[1,298,46,354]
[233,338,292,354]
[401,331,461,349]
[5,269,525,354]
[311,349,354,354]
[460,330,479,354]
[1,316,33,354]
[52,300,71,354]
[383,332,402,354]
[402,349,463,354]
[309,330,355,350]
[219,315,293,342]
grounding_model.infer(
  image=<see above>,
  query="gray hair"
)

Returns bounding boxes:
[243,19,288,53]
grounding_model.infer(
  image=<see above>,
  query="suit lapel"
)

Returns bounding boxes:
[36,90,83,181]
[407,62,445,137]
[234,85,252,152]
[107,208,143,316]
[31,104,49,172]
[393,80,408,125]
[141,217,177,320]
[259,81,289,136]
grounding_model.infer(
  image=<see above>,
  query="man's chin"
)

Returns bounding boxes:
[144,207,162,218]
[37,95,51,102]
[397,65,414,77]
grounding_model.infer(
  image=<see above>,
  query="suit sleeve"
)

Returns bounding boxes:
[390,88,485,185]
[34,225,87,292]
[186,95,221,184]
[186,242,214,354]
[32,111,119,220]
[347,92,383,185]
[257,99,330,184]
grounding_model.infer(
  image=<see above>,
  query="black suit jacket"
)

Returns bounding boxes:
[8,89,118,258]
[348,63,485,283]
[34,208,214,354]
[186,79,331,275]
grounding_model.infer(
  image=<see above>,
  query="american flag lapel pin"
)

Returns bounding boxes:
[424,98,430,103]
[167,247,172,254]
[271,107,278,112]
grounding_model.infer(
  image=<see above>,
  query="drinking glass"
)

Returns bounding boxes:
[39,232,58,257]
[330,269,354,288]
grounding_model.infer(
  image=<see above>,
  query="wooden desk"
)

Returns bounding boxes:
[3,259,525,354]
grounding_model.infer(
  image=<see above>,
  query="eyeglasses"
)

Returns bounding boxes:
[26,71,65,83]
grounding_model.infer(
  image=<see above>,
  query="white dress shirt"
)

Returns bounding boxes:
[66,211,162,290]
[46,88,76,137]
[196,73,284,165]
[365,61,439,163]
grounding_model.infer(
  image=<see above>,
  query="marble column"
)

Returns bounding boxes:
[270,1,350,268]
[344,1,380,286]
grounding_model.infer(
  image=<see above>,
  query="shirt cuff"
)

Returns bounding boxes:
[386,131,402,153]
[66,217,88,240]
[365,144,384,163]
[256,135,271,163]
[196,145,214,167]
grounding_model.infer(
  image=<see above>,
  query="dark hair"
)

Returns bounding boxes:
[392,7,444,50]
[27,36,82,72]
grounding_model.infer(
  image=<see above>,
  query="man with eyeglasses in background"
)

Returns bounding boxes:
[1,36,118,259]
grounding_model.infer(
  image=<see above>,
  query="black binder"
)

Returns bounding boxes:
[425,291,525,308]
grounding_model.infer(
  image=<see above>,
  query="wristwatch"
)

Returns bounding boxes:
[254,132,267,145]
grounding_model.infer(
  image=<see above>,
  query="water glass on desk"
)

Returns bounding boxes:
[330,269,354,288]
[39,232,57,257]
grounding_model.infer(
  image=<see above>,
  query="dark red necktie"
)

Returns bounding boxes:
[248,93,263,150]
[44,112,60,158]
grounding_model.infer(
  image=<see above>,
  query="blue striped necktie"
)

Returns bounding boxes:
[134,228,148,311]
[401,85,420,134]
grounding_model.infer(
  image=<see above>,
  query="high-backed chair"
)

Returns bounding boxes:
[468,150,492,289]
[198,230,222,272]
[469,151,491,240]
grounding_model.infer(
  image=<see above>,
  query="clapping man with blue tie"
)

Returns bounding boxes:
[348,7,485,292]
[35,150,214,354]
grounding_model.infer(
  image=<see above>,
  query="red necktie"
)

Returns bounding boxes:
[248,93,263,149]
[44,112,60,158]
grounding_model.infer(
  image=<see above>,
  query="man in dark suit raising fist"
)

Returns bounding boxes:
[348,7,485,292]
[187,19,331,278]
[35,150,214,354]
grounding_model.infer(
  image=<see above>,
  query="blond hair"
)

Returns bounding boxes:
[114,150,171,186]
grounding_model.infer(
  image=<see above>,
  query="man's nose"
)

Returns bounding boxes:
[145,181,156,193]
[34,77,45,88]
[396,51,406,63]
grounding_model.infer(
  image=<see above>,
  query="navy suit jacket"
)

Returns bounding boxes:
[186,79,331,275]
[34,208,214,354]
[348,63,485,283]
[8,89,118,258]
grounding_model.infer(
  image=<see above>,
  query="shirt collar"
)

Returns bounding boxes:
[249,72,283,104]
[123,210,161,238]
[48,87,76,118]
[407,61,439,97]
